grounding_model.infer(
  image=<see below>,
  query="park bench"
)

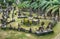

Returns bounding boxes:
[35,29,54,36]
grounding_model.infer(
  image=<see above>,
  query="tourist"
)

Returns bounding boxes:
[9,25,12,30]
[29,28,32,33]
[17,23,21,31]
[39,26,44,32]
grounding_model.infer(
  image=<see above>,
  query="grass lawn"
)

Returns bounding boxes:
[0,22,60,39]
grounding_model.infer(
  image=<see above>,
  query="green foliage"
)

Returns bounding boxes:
[45,5,58,14]
[30,2,38,9]
[0,0,60,14]
[22,19,38,25]
[42,2,50,11]
[22,1,30,8]
[17,3,22,9]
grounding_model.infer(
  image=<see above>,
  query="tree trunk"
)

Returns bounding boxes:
[29,8,32,17]
[37,8,40,17]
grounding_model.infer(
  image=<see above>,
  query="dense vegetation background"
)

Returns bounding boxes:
[0,0,60,17]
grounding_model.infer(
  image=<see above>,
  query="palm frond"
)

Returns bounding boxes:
[45,5,58,13]
[51,7,58,13]
[39,1,47,8]
[42,2,50,11]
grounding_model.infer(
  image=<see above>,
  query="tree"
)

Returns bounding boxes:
[41,0,60,19]
[45,5,58,16]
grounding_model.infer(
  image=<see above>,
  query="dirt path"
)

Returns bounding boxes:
[53,33,60,39]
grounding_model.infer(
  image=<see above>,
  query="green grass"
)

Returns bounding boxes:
[0,22,60,39]
[0,21,60,39]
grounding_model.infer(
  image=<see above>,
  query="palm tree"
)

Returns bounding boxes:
[41,0,60,19]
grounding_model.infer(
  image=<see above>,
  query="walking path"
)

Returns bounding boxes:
[53,33,60,39]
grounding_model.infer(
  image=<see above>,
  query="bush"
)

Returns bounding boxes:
[1,3,7,9]
[23,19,32,25]
[22,19,38,25]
